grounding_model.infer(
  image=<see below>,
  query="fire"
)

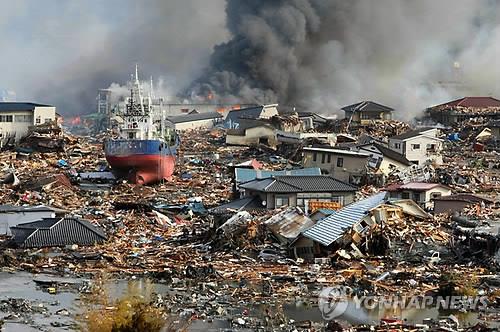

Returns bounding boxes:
[70,116,81,126]
[207,92,214,100]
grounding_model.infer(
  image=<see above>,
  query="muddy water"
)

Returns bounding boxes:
[0,271,497,331]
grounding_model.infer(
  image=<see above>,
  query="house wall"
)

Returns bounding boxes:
[291,236,316,261]
[379,158,409,175]
[33,106,56,125]
[226,126,277,148]
[491,127,500,139]
[358,145,409,175]
[0,211,55,235]
[260,105,279,118]
[389,135,442,166]
[174,118,219,131]
[390,187,451,209]
[303,150,368,183]
[0,106,56,142]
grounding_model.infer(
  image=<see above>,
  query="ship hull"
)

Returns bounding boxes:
[104,139,176,184]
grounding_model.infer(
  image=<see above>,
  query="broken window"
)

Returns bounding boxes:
[411,144,420,150]
[394,143,401,149]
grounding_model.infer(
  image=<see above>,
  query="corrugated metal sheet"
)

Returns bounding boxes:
[264,207,315,242]
[302,192,387,246]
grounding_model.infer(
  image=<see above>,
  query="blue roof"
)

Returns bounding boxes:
[302,192,387,246]
[235,167,321,184]
[0,102,53,112]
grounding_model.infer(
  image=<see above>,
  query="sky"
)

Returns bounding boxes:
[1,1,500,120]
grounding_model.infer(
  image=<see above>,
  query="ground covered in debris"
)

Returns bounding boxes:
[1,128,500,331]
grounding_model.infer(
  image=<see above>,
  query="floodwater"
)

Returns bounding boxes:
[0,271,497,331]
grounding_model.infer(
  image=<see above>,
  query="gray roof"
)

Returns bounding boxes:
[235,167,321,184]
[341,101,394,113]
[390,127,435,140]
[303,192,387,246]
[209,196,265,214]
[239,175,358,193]
[225,106,266,127]
[0,204,66,214]
[359,143,411,166]
[11,217,106,248]
[167,111,222,124]
[0,102,53,112]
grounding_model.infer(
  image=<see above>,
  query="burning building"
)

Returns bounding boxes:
[426,97,500,126]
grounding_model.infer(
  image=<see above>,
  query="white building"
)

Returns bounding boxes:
[0,205,66,235]
[166,111,223,131]
[388,127,443,166]
[385,182,451,209]
[0,102,56,143]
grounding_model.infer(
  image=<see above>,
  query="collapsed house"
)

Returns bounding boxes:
[10,217,107,248]
[426,96,500,126]
[290,192,432,260]
[0,204,67,235]
[385,182,452,209]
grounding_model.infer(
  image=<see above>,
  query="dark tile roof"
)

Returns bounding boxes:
[431,97,500,109]
[371,143,411,165]
[390,127,436,140]
[341,101,394,113]
[166,111,222,124]
[11,217,107,248]
[0,102,53,112]
[240,175,357,193]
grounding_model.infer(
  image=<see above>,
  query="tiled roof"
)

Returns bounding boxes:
[303,192,387,246]
[390,127,436,140]
[239,175,358,193]
[235,167,321,184]
[431,97,500,108]
[167,111,222,124]
[341,101,394,113]
[0,102,53,112]
[432,194,494,203]
[371,143,411,165]
[11,217,107,248]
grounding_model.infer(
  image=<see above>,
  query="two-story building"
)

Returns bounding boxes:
[302,147,369,184]
[342,101,394,125]
[239,175,357,211]
[388,127,443,166]
[0,102,56,146]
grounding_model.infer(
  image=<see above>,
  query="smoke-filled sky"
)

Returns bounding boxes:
[1,0,500,119]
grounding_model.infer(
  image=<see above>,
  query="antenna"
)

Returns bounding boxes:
[150,76,155,99]
[135,63,140,83]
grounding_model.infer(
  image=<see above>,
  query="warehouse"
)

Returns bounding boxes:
[0,102,56,144]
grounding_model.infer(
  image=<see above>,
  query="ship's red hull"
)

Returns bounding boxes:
[106,154,176,185]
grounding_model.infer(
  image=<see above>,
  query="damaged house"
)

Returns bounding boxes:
[426,96,500,126]
[385,182,451,209]
[0,204,66,235]
[302,147,369,184]
[10,217,107,248]
[295,192,388,260]
[342,101,394,126]
[225,119,278,148]
[0,102,56,147]
[388,127,443,166]
[357,142,412,177]
[292,192,431,260]
[433,194,495,214]
[239,175,357,211]
[166,111,223,131]
[224,104,278,129]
